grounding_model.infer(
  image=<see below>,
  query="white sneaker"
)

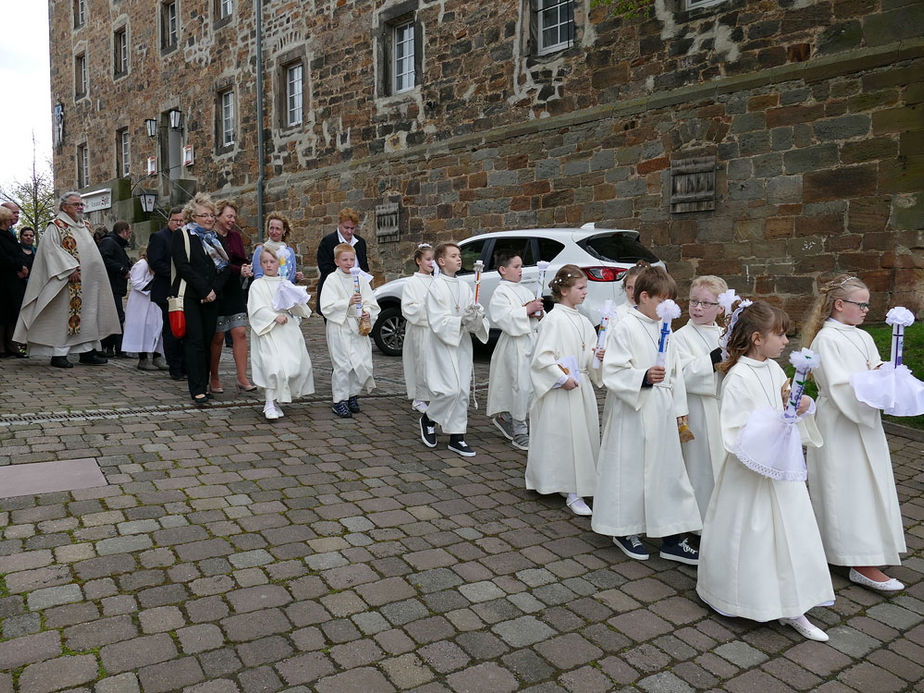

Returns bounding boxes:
[565,494,592,516]
[412,400,429,413]
[264,404,282,421]
[779,615,828,642]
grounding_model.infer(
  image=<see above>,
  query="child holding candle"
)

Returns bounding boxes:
[320,243,380,418]
[247,249,315,420]
[593,266,701,564]
[672,275,727,521]
[526,264,603,516]
[419,242,488,456]
[697,299,831,641]
[487,253,544,450]
[402,243,435,414]
[803,275,906,591]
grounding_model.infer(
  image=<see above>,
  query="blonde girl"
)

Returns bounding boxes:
[402,244,435,414]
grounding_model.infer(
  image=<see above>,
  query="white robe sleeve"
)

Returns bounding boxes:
[129,260,153,295]
[427,280,463,347]
[360,276,381,323]
[490,284,532,337]
[247,279,281,337]
[530,314,567,400]
[320,273,351,325]
[602,319,649,411]
[669,344,689,419]
[401,277,429,327]
[674,324,720,397]
[812,329,882,428]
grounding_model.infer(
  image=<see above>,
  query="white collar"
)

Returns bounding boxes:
[337,230,358,247]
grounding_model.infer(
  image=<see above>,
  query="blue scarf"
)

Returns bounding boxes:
[189,224,229,271]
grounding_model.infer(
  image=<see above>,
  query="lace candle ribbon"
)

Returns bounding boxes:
[654,299,681,368]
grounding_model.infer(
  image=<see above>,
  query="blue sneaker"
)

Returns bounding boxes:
[332,401,352,418]
[660,537,699,565]
[347,396,361,413]
[613,535,649,560]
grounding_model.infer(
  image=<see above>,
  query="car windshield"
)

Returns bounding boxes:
[579,233,659,263]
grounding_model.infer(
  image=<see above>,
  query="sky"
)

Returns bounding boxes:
[0,1,52,190]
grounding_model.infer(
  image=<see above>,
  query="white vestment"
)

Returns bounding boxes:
[248,276,315,402]
[592,309,701,538]
[320,270,380,402]
[424,275,488,435]
[673,321,724,521]
[807,321,906,566]
[402,273,433,402]
[121,259,164,355]
[697,356,832,621]
[14,212,120,355]
[526,305,602,496]
[487,281,540,421]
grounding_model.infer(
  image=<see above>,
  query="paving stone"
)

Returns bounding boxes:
[329,638,384,668]
[715,640,770,667]
[96,534,154,555]
[238,635,294,667]
[446,662,518,693]
[221,607,291,642]
[198,648,243,678]
[139,605,185,633]
[1,612,41,638]
[44,601,101,628]
[0,631,61,670]
[183,681,241,693]
[94,673,141,693]
[137,656,205,693]
[18,654,99,693]
[100,633,177,675]
[559,664,617,693]
[65,615,138,650]
[380,652,436,689]
[637,671,697,693]
[420,640,471,674]
[226,584,292,613]
[275,652,336,686]
[238,665,284,693]
[492,615,557,647]
[176,623,225,654]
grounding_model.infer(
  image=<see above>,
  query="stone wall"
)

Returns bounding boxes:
[49,0,924,320]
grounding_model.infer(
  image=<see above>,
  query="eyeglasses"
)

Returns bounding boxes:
[842,299,871,311]
[193,213,215,219]
[689,299,720,308]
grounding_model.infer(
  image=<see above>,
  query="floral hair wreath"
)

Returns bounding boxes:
[417,243,432,249]
[550,272,577,285]
[717,289,753,361]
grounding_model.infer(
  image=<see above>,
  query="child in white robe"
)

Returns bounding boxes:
[593,266,701,564]
[803,275,906,592]
[697,300,833,642]
[672,275,727,521]
[487,252,544,451]
[402,244,435,414]
[612,260,647,323]
[419,242,488,457]
[122,251,166,372]
[526,265,603,516]
[320,243,380,418]
[247,249,315,420]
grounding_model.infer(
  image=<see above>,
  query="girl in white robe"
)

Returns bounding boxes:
[803,275,906,591]
[248,250,315,420]
[122,254,165,371]
[402,244,434,413]
[526,264,603,516]
[697,300,833,642]
[487,253,544,451]
[673,275,727,521]
[320,244,380,417]
[420,242,488,457]
[593,266,701,564]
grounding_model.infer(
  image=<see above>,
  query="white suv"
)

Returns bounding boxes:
[371,224,662,356]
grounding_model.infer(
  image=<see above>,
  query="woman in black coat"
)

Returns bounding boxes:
[172,193,230,405]
[0,208,28,357]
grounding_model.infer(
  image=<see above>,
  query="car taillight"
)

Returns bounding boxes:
[583,267,627,282]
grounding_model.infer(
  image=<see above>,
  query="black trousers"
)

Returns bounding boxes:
[154,298,186,376]
[183,297,217,398]
[102,295,125,352]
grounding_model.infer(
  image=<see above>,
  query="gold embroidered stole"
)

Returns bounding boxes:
[53,218,83,335]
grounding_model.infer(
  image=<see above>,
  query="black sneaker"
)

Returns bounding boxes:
[448,435,476,457]
[50,356,73,369]
[332,401,352,418]
[420,415,437,448]
[660,537,699,565]
[347,396,360,413]
[79,351,108,365]
[613,535,649,560]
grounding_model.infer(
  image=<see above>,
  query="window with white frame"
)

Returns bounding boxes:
[114,28,128,77]
[118,129,130,177]
[74,0,86,28]
[537,0,574,55]
[162,1,178,50]
[393,21,415,94]
[219,0,233,20]
[77,144,89,188]
[686,0,725,9]
[220,90,235,147]
[75,53,88,99]
[285,63,303,126]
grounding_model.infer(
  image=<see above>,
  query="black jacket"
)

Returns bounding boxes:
[171,227,229,302]
[97,231,131,297]
[147,225,175,305]
[316,231,369,315]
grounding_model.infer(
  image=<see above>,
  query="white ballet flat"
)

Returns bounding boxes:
[779,616,829,642]
[849,568,905,592]
[565,495,592,516]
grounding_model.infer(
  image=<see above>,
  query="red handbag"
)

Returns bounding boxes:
[168,228,190,338]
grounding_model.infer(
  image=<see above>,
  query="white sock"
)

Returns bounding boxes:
[566,493,579,503]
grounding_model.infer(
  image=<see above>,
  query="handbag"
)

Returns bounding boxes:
[168,229,191,338]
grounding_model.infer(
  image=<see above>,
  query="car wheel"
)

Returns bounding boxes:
[373,305,406,356]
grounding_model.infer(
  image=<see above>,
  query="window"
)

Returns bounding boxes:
[488,238,537,270]
[458,239,488,275]
[114,28,128,77]
[537,237,565,262]
[74,0,86,28]
[77,144,89,188]
[117,129,130,177]
[393,21,415,94]
[285,63,303,127]
[75,53,88,99]
[219,90,235,147]
[161,2,178,50]
[686,0,724,9]
[219,0,232,20]
[578,233,659,264]
[537,0,574,55]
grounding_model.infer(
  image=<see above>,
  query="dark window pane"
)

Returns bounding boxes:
[489,237,535,270]
[579,233,659,263]
[537,238,565,262]
[459,239,487,274]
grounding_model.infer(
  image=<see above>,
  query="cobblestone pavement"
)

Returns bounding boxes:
[0,319,921,693]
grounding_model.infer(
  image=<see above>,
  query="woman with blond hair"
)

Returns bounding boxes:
[252,212,303,283]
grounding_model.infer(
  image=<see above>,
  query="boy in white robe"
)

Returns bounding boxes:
[487,253,543,451]
[593,266,701,565]
[248,249,315,420]
[320,243,380,418]
[672,275,727,521]
[419,242,488,457]
[122,253,166,371]
[402,244,435,414]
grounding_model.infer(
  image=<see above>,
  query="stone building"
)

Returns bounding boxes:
[49,0,923,318]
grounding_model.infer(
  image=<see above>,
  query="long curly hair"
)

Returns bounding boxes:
[801,274,868,347]
[550,264,584,302]
[718,300,791,373]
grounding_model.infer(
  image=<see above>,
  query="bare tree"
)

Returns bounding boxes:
[1,133,55,234]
